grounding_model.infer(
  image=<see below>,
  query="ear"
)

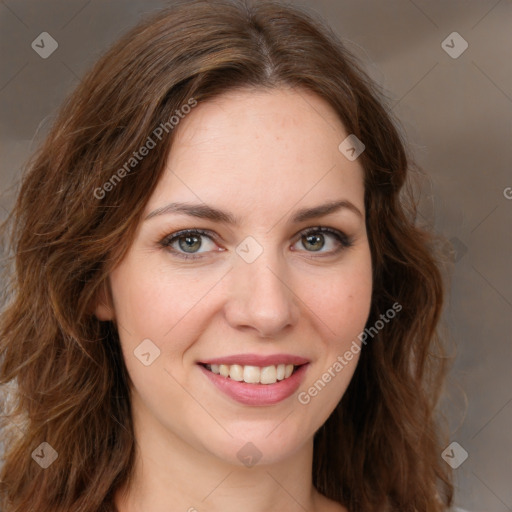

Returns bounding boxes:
[91,278,115,321]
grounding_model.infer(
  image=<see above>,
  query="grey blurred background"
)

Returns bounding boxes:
[0,0,511,510]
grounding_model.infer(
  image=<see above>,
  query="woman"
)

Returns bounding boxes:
[0,0,454,510]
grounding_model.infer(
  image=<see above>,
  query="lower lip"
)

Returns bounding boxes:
[198,364,309,406]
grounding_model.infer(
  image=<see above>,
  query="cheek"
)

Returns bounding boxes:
[111,244,372,354]
[304,262,373,344]
[109,261,229,380]
[296,263,372,417]
[110,260,214,339]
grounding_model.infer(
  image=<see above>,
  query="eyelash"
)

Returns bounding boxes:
[159,227,354,261]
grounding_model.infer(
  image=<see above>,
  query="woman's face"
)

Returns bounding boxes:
[96,87,372,467]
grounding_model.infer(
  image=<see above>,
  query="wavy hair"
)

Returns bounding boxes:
[0,0,453,510]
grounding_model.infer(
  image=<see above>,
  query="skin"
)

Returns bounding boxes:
[95,86,373,512]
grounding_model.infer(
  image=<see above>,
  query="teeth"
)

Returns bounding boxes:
[206,363,297,384]
[230,364,244,381]
[243,365,260,384]
[260,365,276,384]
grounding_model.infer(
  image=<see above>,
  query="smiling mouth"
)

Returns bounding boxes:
[200,363,302,385]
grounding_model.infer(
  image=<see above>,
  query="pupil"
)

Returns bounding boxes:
[304,234,324,251]
[179,235,201,253]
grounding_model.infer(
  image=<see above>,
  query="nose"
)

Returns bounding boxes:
[223,248,300,338]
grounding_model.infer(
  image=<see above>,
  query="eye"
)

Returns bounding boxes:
[291,226,353,256]
[159,229,221,260]
[159,226,353,261]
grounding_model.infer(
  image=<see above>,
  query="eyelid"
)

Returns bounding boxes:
[159,228,220,260]
[160,228,218,246]
[296,226,352,246]
[159,226,353,260]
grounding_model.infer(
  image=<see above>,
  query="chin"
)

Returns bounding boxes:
[200,425,309,468]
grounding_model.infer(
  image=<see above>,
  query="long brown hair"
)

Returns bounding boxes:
[0,1,453,510]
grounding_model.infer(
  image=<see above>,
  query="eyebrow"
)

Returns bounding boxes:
[144,199,363,224]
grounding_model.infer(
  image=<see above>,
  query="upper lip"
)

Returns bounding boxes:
[198,353,310,367]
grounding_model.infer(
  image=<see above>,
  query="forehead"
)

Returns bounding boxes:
[145,87,365,220]
[172,86,346,151]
